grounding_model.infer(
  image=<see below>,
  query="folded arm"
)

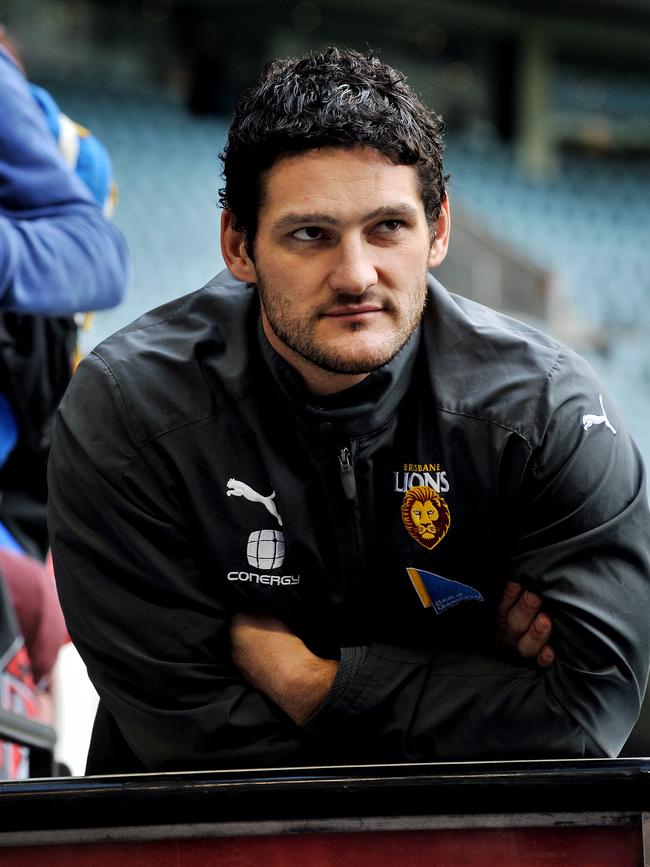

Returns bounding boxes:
[230,584,554,725]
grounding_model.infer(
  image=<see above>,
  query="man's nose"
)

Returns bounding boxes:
[327,238,378,295]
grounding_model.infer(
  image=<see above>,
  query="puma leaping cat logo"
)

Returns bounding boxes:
[582,395,616,435]
[226,478,283,526]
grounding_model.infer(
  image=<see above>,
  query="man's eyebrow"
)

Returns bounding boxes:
[272,213,339,230]
[270,204,421,231]
[364,204,421,221]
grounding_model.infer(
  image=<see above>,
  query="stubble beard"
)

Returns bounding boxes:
[257,273,429,376]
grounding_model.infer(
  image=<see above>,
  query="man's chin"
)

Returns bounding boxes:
[303,349,397,376]
[303,333,408,375]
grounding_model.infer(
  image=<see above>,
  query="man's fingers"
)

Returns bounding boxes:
[495,581,522,631]
[499,588,542,643]
[537,644,555,669]
[516,612,552,658]
[495,583,555,668]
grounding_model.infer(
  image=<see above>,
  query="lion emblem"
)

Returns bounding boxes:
[401,485,451,550]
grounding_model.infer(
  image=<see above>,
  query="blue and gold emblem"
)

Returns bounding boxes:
[407,567,484,613]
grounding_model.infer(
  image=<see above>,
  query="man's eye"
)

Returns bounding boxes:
[292,227,324,241]
[373,220,403,235]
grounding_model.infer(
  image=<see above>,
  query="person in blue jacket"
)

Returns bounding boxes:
[0,32,129,558]
[0,32,128,774]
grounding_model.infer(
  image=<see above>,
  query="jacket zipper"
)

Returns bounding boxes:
[338,446,357,500]
[337,441,365,613]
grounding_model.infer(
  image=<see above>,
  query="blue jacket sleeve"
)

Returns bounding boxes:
[0,48,128,314]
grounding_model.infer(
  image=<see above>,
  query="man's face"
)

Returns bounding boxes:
[224,145,448,393]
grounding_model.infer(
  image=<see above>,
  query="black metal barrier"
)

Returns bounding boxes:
[0,758,647,836]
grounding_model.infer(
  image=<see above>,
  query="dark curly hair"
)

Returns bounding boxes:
[219,47,447,249]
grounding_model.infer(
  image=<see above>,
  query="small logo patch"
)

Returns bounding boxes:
[247,529,285,569]
[582,395,616,436]
[226,478,291,581]
[226,478,283,525]
[407,567,484,614]
[393,463,449,494]
[401,485,451,550]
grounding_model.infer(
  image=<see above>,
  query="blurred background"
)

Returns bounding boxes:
[2,0,649,772]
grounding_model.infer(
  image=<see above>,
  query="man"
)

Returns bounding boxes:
[48,48,649,774]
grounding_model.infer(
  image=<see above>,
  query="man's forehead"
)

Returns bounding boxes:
[259,145,424,224]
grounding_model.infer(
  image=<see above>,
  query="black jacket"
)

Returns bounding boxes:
[48,271,650,773]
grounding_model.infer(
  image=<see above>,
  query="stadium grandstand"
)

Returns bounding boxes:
[0,0,649,862]
[3,0,647,460]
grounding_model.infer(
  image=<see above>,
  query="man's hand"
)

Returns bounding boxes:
[230,613,338,725]
[495,582,555,668]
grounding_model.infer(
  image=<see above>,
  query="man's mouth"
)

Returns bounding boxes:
[321,304,385,319]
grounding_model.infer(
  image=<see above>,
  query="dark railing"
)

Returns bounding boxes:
[0,759,647,864]
[0,758,647,833]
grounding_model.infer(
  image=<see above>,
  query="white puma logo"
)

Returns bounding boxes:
[226,478,283,526]
[582,395,616,435]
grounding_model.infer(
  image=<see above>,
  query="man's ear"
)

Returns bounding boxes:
[220,210,257,283]
[428,195,451,270]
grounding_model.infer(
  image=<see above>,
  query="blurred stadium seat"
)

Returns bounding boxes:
[446,133,650,467]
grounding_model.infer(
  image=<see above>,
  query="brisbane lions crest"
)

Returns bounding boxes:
[400,485,450,550]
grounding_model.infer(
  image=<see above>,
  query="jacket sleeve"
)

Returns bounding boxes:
[305,351,650,760]
[48,352,308,771]
[0,49,128,314]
